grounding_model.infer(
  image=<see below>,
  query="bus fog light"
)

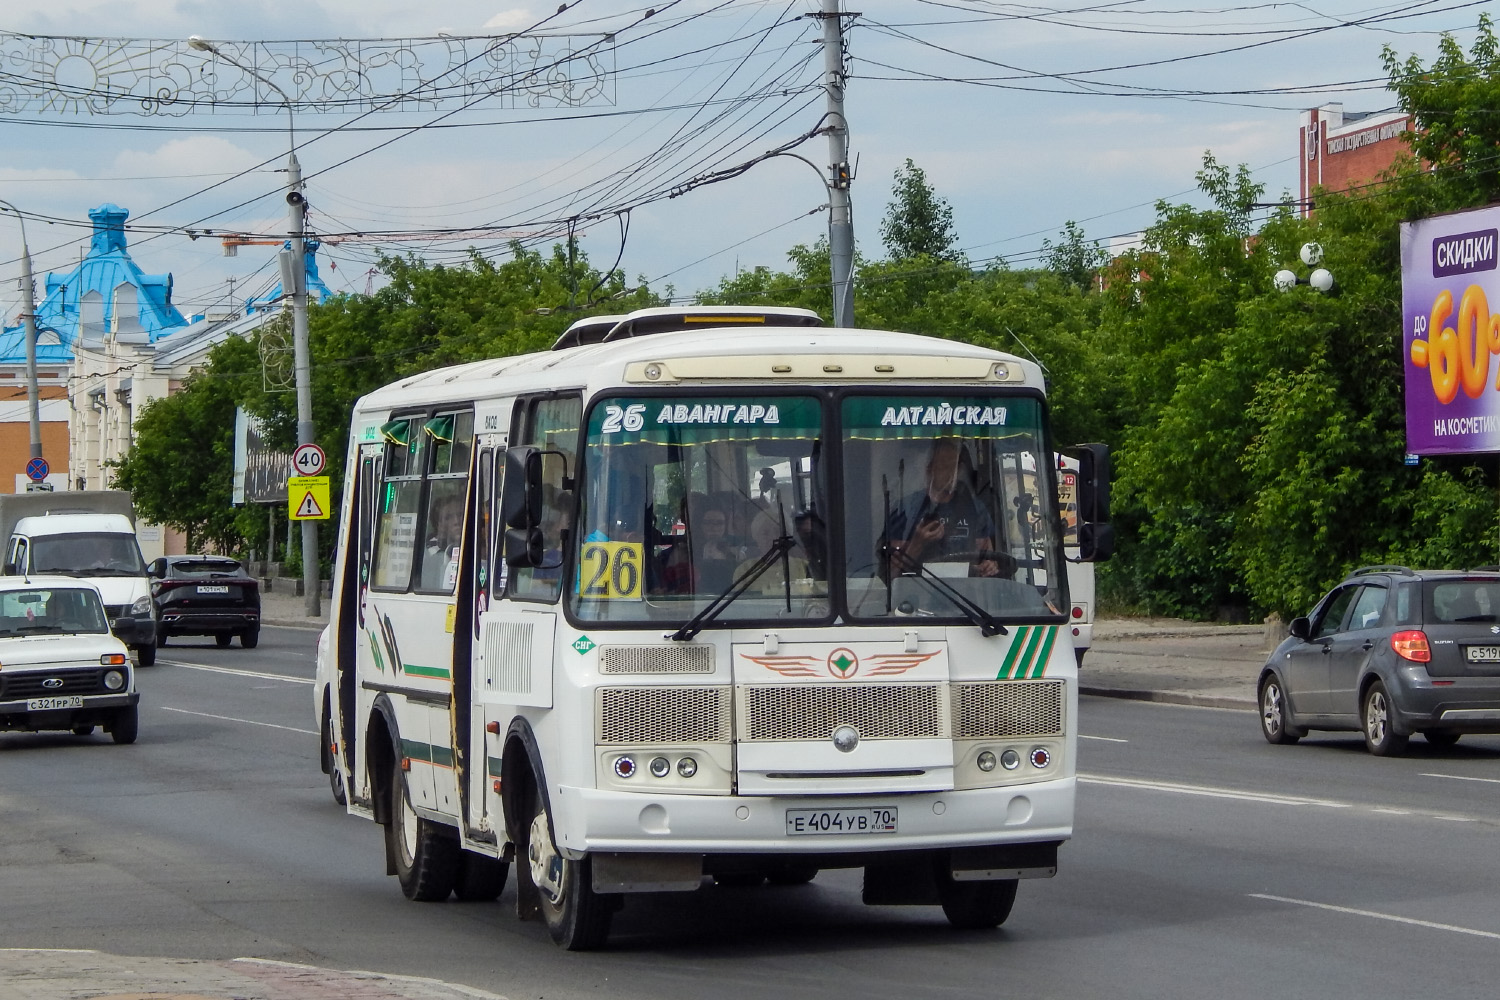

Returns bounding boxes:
[649,756,671,778]
[1000,749,1021,770]
[976,750,997,772]
[613,756,637,779]
[103,669,125,691]
[1030,747,1051,768]
[677,756,698,778]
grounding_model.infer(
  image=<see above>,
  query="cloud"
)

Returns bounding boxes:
[482,8,532,30]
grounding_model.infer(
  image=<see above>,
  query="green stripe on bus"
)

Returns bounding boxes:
[998,626,1030,679]
[1014,625,1046,680]
[1030,626,1058,678]
[403,664,451,679]
[400,739,431,762]
[431,745,455,767]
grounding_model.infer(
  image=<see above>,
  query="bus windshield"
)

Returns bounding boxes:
[840,394,1063,622]
[568,391,1063,626]
[572,395,828,623]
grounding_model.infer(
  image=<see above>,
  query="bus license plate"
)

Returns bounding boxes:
[27,696,82,711]
[197,585,230,594]
[785,807,898,836]
[1465,645,1500,662]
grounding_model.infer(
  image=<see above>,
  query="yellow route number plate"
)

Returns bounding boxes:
[578,542,644,600]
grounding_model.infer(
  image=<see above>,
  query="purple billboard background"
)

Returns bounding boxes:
[1402,204,1500,455]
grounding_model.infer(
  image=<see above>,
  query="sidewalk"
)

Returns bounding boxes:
[1082,616,1274,710]
[0,951,508,1000]
[258,587,330,630]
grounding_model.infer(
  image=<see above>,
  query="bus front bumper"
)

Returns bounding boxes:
[552,774,1075,859]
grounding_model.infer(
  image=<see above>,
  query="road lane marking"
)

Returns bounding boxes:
[1248,894,1500,941]
[161,706,315,735]
[1081,773,1484,823]
[1423,772,1500,785]
[1080,735,1128,743]
[160,659,312,685]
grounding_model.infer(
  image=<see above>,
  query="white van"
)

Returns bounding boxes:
[5,512,158,666]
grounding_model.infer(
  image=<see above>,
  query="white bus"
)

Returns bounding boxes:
[316,306,1112,949]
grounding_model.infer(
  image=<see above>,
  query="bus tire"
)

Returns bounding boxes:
[388,768,460,901]
[937,870,1017,930]
[322,710,347,806]
[455,852,510,902]
[525,797,614,950]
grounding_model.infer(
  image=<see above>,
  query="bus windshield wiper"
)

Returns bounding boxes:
[668,535,797,642]
[886,547,1008,638]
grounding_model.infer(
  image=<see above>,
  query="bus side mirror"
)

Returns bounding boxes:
[501,447,543,530]
[504,526,544,568]
[1069,443,1113,562]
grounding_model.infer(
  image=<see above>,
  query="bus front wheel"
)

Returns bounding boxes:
[388,769,459,901]
[525,798,615,950]
[937,870,1017,930]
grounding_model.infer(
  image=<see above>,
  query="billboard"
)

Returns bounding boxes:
[1402,204,1500,455]
[232,407,290,504]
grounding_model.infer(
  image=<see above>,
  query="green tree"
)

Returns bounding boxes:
[879,159,961,262]
[1042,221,1106,291]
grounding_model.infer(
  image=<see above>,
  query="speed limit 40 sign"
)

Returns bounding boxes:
[291,443,327,477]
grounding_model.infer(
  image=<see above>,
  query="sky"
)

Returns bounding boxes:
[0,0,1489,322]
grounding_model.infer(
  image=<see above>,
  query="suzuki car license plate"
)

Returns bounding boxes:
[1465,645,1500,662]
[785,807,898,835]
[27,696,83,711]
[196,585,230,594]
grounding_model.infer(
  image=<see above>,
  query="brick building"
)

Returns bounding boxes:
[1299,103,1412,213]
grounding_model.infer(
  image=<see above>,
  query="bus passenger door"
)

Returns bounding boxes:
[345,444,382,795]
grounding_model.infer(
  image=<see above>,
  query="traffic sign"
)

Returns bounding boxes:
[288,475,331,521]
[25,457,49,482]
[291,443,327,477]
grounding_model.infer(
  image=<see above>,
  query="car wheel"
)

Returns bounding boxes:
[936,866,1018,930]
[455,852,510,902]
[322,711,347,806]
[110,706,139,745]
[215,633,232,648]
[135,643,156,667]
[1423,730,1461,748]
[387,767,460,901]
[525,794,615,949]
[71,724,95,736]
[241,629,259,649]
[1258,674,1301,745]
[1362,682,1409,756]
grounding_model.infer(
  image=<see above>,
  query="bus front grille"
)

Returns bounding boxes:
[599,644,714,674]
[952,680,1064,739]
[596,686,731,744]
[739,684,945,741]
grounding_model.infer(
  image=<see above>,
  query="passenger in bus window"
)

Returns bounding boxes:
[691,501,742,593]
[422,496,463,591]
[882,438,1004,579]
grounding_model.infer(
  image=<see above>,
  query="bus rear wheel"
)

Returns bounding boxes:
[937,871,1017,930]
[388,769,459,901]
[525,798,614,950]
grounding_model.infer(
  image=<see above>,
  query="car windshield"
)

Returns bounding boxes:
[172,559,242,577]
[1427,580,1500,623]
[569,394,828,624]
[841,394,1064,622]
[0,587,110,636]
[30,533,146,576]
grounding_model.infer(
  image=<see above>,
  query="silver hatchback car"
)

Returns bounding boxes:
[1258,566,1500,755]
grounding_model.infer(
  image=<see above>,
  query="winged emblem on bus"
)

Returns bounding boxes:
[865,650,942,675]
[741,655,822,678]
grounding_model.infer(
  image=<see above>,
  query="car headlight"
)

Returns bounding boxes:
[103,669,126,691]
[131,596,153,617]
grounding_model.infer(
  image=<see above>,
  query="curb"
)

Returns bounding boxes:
[1080,685,1254,711]
[260,617,327,631]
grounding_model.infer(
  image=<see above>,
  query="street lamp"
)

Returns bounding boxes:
[1274,242,1335,293]
[0,198,43,465]
[189,35,320,617]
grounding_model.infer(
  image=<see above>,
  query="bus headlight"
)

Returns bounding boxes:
[1030,747,1052,768]
[976,750,997,772]
[677,756,697,778]
[1000,749,1021,770]
[649,756,671,778]
[613,756,637,779]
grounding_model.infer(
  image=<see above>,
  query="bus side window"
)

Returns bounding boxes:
[509,396,580,602]
[415,411,473,594]
[474,448,494,606]
[371,417,423,591]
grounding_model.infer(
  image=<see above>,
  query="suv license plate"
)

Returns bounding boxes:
[27,696,83,711]
[1465,645,1500,662]
[786,807,898,836]
[197,585,230,594]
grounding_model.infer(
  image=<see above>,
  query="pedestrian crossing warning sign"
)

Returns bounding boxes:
[288,475,331,521]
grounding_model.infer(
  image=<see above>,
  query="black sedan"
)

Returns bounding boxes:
[1258,566,1500,755]
[149,556,260,649]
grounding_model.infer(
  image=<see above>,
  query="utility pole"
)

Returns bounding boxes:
[819,0,855,328]
[0,200,43,463]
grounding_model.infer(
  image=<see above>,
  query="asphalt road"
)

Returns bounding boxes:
[3,627,1499,999]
